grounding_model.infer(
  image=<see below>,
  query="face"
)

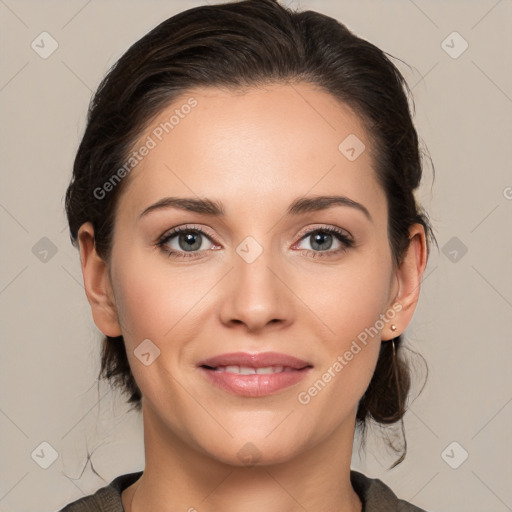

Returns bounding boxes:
[86,82,411,466]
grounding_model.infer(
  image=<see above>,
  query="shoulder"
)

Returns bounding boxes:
[57,471,143,512]
[350,470,428,512]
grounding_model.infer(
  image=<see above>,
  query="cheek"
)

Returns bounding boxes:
[112,251,207,344]
[294,266,390,434]
[298,251,393,401]
[306,256,393,346]
[110,257,200,405]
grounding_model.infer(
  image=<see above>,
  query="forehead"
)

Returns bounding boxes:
[115,82,386,225]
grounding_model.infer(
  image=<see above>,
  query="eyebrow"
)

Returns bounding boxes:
[138,194,372,221]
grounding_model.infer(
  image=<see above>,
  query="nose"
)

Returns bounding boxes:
[218,242,293,333]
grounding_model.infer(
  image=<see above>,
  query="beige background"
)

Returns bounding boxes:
[1,1,511,511]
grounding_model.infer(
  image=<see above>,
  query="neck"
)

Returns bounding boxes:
[123,403,362,512]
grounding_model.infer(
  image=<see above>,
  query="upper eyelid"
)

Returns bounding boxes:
[296,224,352,240]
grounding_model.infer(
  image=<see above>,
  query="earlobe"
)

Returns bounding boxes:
[77,222,122,337]
[382,224,428,341]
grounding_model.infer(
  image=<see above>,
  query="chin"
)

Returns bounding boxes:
[196,432,306,468]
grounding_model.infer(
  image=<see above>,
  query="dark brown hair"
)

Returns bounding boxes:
[65,0,434,468]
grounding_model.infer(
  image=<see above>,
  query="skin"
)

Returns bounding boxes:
[77,82,427,512]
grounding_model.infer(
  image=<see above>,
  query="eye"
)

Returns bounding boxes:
[156,225,219,259]
[156,224,354,260]
[293,226,354,258]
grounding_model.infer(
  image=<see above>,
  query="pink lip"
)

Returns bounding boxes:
[197,352,312,397]
[198,351,311,369]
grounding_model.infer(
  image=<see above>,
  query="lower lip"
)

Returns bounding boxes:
[199,367,311,397]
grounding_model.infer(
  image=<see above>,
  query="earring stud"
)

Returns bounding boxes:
[391,324,397,332]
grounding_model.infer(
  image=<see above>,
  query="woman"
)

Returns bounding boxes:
[61,0,433,510]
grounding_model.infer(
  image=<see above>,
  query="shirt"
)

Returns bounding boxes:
[58,470,428,511]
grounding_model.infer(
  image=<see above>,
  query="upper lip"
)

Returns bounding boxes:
[198,352,312,370]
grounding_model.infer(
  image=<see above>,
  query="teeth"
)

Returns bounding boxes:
[214,365,289,374]
[257,365,283,374]
[239,366,256,375]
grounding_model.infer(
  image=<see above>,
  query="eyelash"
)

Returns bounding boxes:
[156,224,354,260]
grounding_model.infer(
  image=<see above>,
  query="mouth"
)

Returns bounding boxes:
[202,365,300,374]
[197,352,313,397]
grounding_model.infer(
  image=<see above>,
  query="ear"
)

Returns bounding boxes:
[77,222,122,337]
[382,223,428,341]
